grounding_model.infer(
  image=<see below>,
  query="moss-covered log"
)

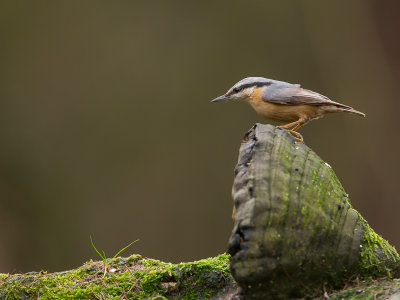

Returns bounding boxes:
[228,124,400,299]
[0,254,237,299]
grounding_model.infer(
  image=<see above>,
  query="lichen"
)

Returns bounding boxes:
[0,253,235,299]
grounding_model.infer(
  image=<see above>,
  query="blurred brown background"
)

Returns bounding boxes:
[0,1,399,273]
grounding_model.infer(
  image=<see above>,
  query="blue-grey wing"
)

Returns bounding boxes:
[262,87,350,108]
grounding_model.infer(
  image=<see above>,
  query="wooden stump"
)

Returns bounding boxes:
[228,124,400,299]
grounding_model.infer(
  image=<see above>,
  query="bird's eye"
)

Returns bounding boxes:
[233,87,241,93]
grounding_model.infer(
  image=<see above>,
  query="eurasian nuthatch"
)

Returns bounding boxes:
[211,77,365,142]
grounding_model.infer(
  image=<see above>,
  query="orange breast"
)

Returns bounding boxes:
[247,88,321,123]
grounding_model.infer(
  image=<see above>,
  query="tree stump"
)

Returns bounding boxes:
[228,124,400,299]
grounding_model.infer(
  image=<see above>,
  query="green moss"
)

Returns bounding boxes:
[358,215,400,278]
[0,254,235,299]
[319,160,400,279]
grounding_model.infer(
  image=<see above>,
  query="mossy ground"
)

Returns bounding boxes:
[320,277,400,300]
[0,253,235,299]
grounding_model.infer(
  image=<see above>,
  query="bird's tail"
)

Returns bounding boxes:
[341,107,366,117]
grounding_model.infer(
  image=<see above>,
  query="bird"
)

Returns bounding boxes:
[211,77,365,142]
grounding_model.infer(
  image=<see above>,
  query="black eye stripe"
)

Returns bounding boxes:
[232,81,272,94]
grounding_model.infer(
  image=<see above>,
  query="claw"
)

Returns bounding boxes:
[295,137,303,143]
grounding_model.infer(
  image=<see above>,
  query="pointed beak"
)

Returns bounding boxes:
[210,95,229,103]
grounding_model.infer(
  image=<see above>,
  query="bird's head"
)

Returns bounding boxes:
[211,77,274,103]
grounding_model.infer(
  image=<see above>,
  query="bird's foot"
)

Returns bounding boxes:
[288,130,303,142]
[277,126,304,143]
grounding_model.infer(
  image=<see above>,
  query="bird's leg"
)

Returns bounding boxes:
[291,123,302,131]
[277,121,300,130]
[288,125,304,142]
[277,117,310,143]
[291,116,310,131]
